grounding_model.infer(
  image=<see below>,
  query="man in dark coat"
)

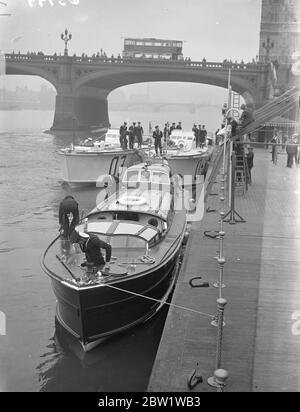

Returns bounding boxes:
[136,122,144,148]
[239,104,254,128]
[199,125,207,148]
[77,232,111,270]
[128,123,135,149]
[59,195,79,239]
[163,123,170,141]
[119,122,127,149]
[286,139,297,168]
[153,125,163,156]
[192,124,198,146]
[169,123,176,134]
[246,147,254,184]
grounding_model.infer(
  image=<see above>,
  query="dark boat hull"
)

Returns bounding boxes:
[51,247,182,350]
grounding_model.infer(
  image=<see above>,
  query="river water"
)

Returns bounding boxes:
[0,107,220,392]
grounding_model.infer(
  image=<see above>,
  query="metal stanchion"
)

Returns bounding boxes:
[223,147,246,224]
[211,139,228,297]
[209,133,229,327]
[208,298,228,387]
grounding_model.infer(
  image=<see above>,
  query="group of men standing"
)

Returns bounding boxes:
[154,122,183,156]
[119,122,144,149]
[271,133,299,168]
[192,124,208,148]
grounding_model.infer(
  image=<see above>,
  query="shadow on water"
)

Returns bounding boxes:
[36,305,169,392]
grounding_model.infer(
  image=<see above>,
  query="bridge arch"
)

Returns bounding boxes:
[72,66,258,129]
[74,66,257,101]
[5,61,58,92]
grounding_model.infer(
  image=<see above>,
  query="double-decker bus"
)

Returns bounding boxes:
[122,38,183,60]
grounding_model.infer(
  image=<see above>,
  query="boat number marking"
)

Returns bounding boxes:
[109,156,119,176]
[119,155,127,175]
[108,155,126,177]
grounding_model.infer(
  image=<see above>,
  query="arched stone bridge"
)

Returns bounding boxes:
[4,53,274,131]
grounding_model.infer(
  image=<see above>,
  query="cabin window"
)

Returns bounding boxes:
[114,211,139,221]
[125,170,139,182]
[111,235,146,249]
[140,170,151,181]
[142,227,158,241]
[152,171,169,184]
[114,223,144,235]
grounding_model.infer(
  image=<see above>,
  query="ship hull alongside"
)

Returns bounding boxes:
[60,150,143,186]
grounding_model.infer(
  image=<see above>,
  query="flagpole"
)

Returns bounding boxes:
[222,69,231,178]
[226,69,233,207]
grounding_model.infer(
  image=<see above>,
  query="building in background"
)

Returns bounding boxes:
[259,0,300,64]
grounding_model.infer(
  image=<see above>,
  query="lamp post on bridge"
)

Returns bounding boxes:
[61,29,72,57]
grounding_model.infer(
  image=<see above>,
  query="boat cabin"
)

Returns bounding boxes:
[103,129,120,148]
[169,130,196,151]
[69,129,121,153]
[78,162,174,257]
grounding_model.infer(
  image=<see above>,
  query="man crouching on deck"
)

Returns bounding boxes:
[76,231,111,274]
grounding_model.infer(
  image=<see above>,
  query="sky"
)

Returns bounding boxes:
[0,0,262,97]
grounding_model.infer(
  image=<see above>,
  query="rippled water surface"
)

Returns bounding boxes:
[0,111,170,392]
[0,107,220,392]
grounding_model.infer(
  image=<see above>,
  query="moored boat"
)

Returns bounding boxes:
[41,160,186,351]
[164,130,213,185]
[59,128,144,187]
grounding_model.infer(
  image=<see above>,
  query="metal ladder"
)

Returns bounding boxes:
[234,154,248,195]
[231,92,241,119]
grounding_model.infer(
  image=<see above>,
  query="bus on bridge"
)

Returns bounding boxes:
[122,38,184,61]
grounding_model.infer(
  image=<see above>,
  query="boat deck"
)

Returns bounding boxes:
[43,212,186,286]
[148,147,300,392]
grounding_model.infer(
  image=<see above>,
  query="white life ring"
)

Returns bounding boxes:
[177,140,186,150]
[119,195,147,206]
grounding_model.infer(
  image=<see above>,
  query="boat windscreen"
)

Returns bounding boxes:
[123,169,170,185]
[76,221,159,242]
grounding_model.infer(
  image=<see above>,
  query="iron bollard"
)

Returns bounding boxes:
[209,369,229,392]
[208,298,227,386]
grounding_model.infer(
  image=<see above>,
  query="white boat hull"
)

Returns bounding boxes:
[164,148,211,183]
[60,149,143,186]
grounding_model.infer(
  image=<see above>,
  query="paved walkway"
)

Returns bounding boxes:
[148,148,300,392]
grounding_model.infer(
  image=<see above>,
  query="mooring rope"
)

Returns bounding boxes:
[104,282,214,319]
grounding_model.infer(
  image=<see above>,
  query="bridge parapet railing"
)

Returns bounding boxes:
[4,53,267,71]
